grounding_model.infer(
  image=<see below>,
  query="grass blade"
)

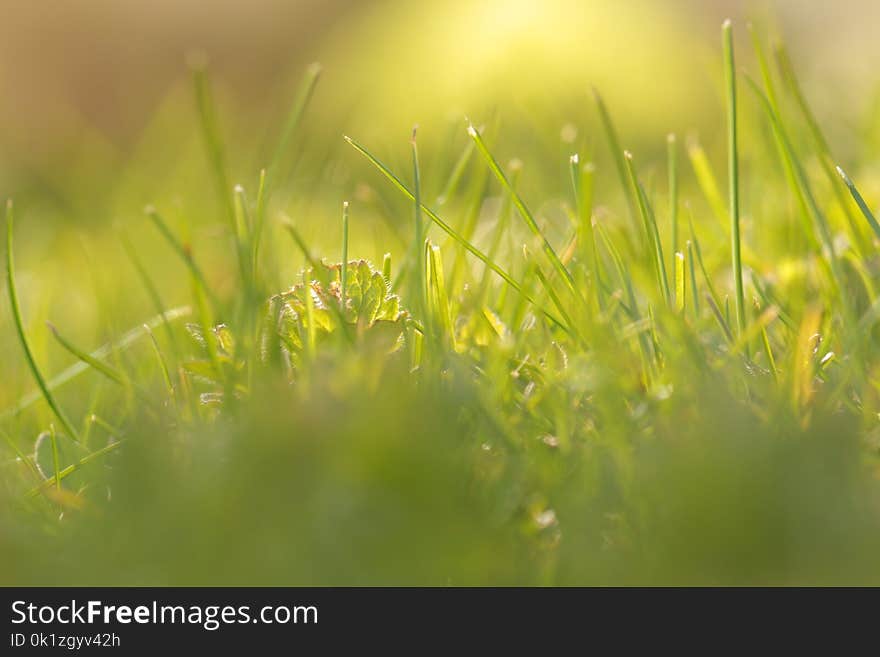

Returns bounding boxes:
[592,88,639,231]
[46,322,127,386]
[145,205,221,312]
[341,201,350,311]
[723,20,746,341]
[674,251,686,314]
[625,151,671,304]
[668,133,679,274]
[1,307,190,421]
[265,62,322,195]
[467,122,579,300]
[836,166,880,241]
[26,440,123,498]
[411,127,427,324]
[190,56,236,232]
[6,201,81,441]
[343,134,568,333]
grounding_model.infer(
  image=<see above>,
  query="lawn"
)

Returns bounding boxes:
[2,5,880,585]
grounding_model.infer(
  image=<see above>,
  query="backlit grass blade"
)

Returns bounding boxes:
[26,440,123,498]
[411,127,427,324]
[343,134,568,333]
[265,62,322,195]
[748,25,817,251]
[46,322,127,387]
[723,20,746,342]
[341,201,350,311]
[570,155,601,308]
[382,253,392,285]
[6,201,80,441]
[467,122,578,299]
[145,205,220,312]
[836,166,880,241]
[49,424,61,492]
[625,151,670,304]
[144,323,175,403]
[775,44,865,250]
[436,139,475,206]
[687,241,700,319]
[686,138,728,232]
[427,242,456,349]
[0,307,190,422]
[674,252,686,314]
[592,88,638,229]
[688,209,721,310]
[120,233,181,359]
[668,134,679,274]
[190,56,236,232]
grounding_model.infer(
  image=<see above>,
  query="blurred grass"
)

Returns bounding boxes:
[3,1,880,585]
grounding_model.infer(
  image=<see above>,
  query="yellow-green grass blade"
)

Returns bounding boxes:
[1,307,190,422]
[467,122,579,301]
[836,166,880,242]
[723,20,746,342]
[6,201,80,441]
[343,134,568,334]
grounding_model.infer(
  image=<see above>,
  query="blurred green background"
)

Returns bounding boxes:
[3,0,880,585]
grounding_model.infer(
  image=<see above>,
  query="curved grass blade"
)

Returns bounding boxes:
[0,306,191,422]
[190,56,236,232]
[26,440,122,498]
[836,166,880,241]
[46,322,127,386]
[145,205,221,312]
[120,233,181,359]
[668,133,679,274]
[625,151,670,304]
[264,62,322,195]
[775,43,865,251]
[343,135,568,333]
[6,201,80,441]
[592,88,638,229]
[723,20,746,342]
[467,122,579,300]
[411,128,427,325]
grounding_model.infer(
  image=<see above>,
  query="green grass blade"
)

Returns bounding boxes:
[592,88,639,230]
[343,134,568,333]
[775,43,865,251]
[436,139,475,206]
[341,201,350,311]
[467,122,579,299]
[26,440,123,498]
[687,240,700,319]
[625,151,671,304]
[46,322,127,386]
[674,251,686,314]
[265,62,322,195]
[144,323,175,402]
[49,424,61,492]
[6,201,80,441]
[686,138,729,232]
[120,233,181,359]
[723,20,746,341]
[1,307,190,422]
[190,56,236,232]
[145,205,221,312]
[411,128,427,324]
[668,133,679,275]
[836,166,880,241]
[427,242,456,349]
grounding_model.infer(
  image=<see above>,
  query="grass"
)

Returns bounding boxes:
[2,18,880,585]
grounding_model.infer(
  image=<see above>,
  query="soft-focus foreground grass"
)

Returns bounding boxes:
[3,17,880,585]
